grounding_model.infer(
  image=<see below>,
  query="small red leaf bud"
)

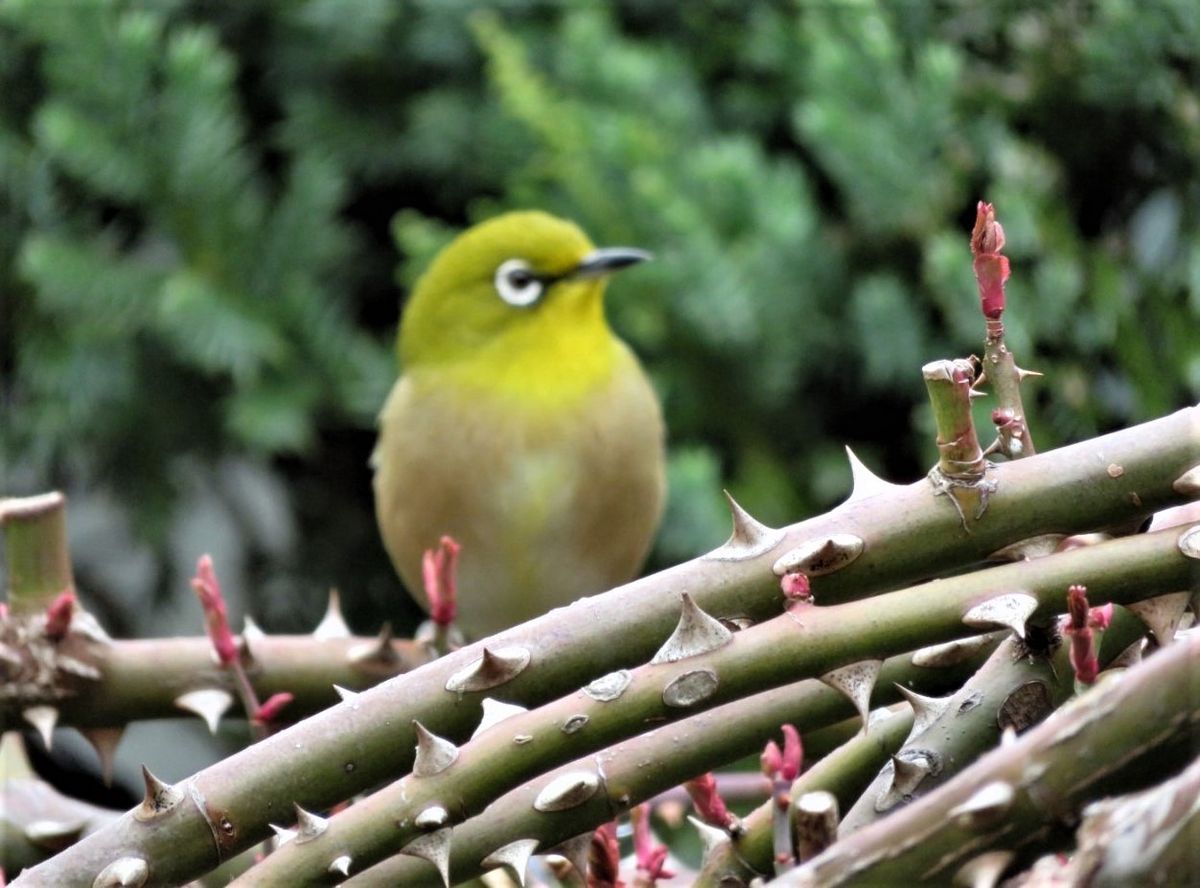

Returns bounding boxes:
[761,740,783,780]
[780,724,803,781]
[971,201,1010,320]
[684,772,734,830]
[191,555,238,666]
[1062,585,1102,685]
[422,536,461,627]
[251,692,294,726]
[43,590,76,640]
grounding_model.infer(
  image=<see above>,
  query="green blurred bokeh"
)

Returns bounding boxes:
[2,0,1198,644]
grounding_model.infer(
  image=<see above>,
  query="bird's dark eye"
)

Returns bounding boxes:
[494,258,544,307]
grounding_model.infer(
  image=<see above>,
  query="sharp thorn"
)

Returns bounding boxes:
[136,765,183,820]
[1126,592,1191,645]
[962,593,1039,640]
[472,697,529,739]
[242,615,266,641]
[892,683,950,742]
[293,803,329,842]
[412,720,459,776]
[843,446,903,503]
[400,828,452,887]
[773,534,865,577]
[650,592,733,664]
[704,491,785,561]
[482,838,538,886]
[81,726,125,786]
[875,753,932,812]
[819,660,882,729]
[22,705,58,750]
[444,646,531,693]
[333,684,360,703]
[174,688,234,735]
[313,588,351,639]
[687,814,732,863]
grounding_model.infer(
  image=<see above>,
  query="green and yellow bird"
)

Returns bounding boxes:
[372,211,666,639]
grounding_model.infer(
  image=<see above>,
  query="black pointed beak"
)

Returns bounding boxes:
[569,247,652,280]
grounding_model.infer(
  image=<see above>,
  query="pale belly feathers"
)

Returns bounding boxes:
[372,350,665,638]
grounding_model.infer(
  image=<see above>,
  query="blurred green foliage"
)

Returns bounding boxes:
[2,0,1198,637]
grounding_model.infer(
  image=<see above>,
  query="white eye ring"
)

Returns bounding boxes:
[494,259,544,307]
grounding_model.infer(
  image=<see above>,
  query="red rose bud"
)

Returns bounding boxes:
[191,555,238,666]
[251,692,294,727]
[971,201,1010,319]
[684,772,734,829]
[421,535,461,627]
[43,590,76,640]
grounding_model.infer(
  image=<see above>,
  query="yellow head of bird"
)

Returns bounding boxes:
[399,211,650,381]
